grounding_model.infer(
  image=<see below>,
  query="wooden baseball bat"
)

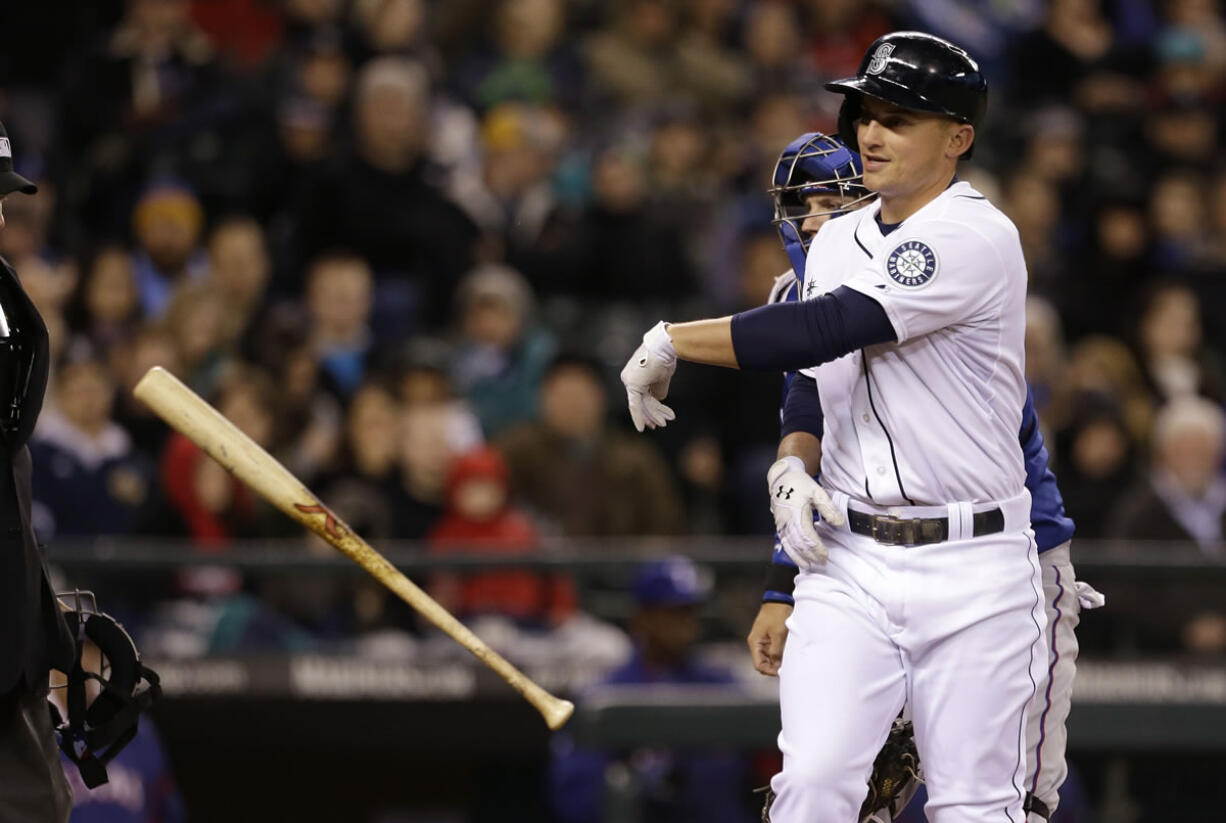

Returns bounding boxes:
[134,366,574,730]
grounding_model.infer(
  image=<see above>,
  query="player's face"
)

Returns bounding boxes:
[799,193,849,234]
[855,97,965,199]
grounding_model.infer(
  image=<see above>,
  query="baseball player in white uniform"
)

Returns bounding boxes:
[621,32,1071,823]
[748,132,1103,822]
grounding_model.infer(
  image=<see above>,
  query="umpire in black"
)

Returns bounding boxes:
[0,121,76,822]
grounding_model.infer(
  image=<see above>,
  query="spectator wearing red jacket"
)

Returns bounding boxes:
[428,446,574,626]
[160,372,276,543]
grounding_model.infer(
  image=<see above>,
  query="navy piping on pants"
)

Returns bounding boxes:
[1007,535,1045,823]
[1030,565,1065,794]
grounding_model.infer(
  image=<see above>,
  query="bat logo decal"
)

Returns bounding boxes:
[294,503,347,540]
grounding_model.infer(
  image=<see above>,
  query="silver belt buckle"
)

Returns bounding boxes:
[871,515,921,546]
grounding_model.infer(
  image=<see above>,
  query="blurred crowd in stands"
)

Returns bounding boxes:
[2,0,1226,658]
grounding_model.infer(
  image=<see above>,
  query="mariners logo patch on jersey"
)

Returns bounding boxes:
[886,241,938,288]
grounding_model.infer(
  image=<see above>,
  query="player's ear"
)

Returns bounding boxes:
[947,123,974,160]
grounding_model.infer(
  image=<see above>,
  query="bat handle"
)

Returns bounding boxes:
[465,634,574,728]
[544,700,576,731]
[533,691,575,730]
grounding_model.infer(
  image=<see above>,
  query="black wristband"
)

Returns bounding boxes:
[764,562,798,597]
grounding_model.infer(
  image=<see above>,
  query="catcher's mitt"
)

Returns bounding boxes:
[754,717,922,823]
[859,717,923,822]
[755,784,775,823]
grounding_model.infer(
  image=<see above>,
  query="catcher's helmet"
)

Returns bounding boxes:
[769,132,872,276]
[49,591,161,788]
[825,31,987,156]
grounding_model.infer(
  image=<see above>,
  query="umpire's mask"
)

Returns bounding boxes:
[48,591,162,789]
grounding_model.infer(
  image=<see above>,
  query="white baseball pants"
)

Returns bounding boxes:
[770,492,1048,823]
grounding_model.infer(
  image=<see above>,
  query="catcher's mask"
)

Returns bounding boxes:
[769,132,873,277]
[48,591,161,788]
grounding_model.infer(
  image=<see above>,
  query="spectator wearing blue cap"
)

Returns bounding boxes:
[549,557,757,823]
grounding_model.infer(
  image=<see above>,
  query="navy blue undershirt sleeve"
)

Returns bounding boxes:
[781,374,822,439]
[730,285,897,372]
[1019,388,1076,550]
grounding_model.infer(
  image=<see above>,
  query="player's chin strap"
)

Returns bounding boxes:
[48,591,162,789]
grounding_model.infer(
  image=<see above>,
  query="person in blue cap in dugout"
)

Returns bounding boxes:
[549,556,757,823]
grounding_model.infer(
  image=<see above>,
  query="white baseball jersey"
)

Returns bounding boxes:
[799,181,1028,506]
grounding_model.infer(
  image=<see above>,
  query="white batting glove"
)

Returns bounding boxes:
[1074,580,1106,609]
[767,456,845,570]
[620,321,677,432]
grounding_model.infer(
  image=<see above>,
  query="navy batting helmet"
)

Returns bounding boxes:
[769,132,872,276]
[825,31,987,157]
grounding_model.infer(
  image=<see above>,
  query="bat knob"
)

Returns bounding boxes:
[543,699,575,730]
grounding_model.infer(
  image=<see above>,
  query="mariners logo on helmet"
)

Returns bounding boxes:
[825,32,988,157]
[867,43,895,75]
[886,241,938,288]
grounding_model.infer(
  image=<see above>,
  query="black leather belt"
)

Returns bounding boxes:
[847,507,1005,546]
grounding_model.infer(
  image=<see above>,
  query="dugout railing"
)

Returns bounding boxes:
[42,538,1226,821]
